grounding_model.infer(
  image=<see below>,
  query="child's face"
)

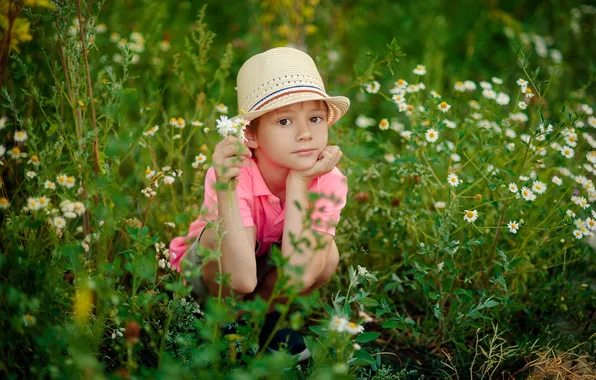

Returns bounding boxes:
[247,100,329,172]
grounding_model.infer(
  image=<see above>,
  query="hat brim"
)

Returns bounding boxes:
[231,93,350,127]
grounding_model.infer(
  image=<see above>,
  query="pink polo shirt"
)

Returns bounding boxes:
[169,158,348,271]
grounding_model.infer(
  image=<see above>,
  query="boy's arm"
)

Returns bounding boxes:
[282,175,334,292]
[200,188,257,296]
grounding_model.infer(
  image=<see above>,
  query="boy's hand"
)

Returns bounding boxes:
[212,136,252,188]
[288,146,342,183]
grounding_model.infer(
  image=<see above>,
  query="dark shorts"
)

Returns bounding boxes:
[184,233,278,301]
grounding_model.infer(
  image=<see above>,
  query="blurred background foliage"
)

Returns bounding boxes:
[1,0,595,378]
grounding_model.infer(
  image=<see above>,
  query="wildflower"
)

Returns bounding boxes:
[567,209,576,218]
[482,89,497,99]
[572,229,583,239]
[464,80,477,91]
[384,153,396,163]
[492,77,503,84]
[353,343,361,350]
[508,183,518,193]
[518,101,527,110]
[216,103,228,114]
[506,142,515,151]
[65,176,76,189]
[516,78,528,88]
[406,84,419,93]
[14,131,28,142]
[392,94,406,104]
[560,146,574,158]
[164,222,175,228]
[8,147,22,159]
[450,153,461,162]
[413,64,426,75]
[38,196,50,209]
[437,102,451,113]
[586,218,596,230]
[531,181,547,194]
[53,216,66,229]
[394,79,408,89]
[398,103,408,112]
[344,321,364,335]
[588,116,596,128]
[25,171,37,179]
[27,197,40,211]
[0,144,5,157]
[507,221,519,234]
[191,120,203,127]
[524,88,534,98]
[158,258,166,269]
[378,119,389,130]
[143,125,159,136]
[0,197,9,209]
[463,209,479,223]
[329,316,348,333]
[496,92,510,105]
[454,81,466,92]
[425,128,439,143]
[447,173,460,187]
[578,197,590,209]
[468,100,480,109]
[145,167,155,180]
[430,90,441,99]
[28,155,40,166]
[365,81,380,94]
[434,201,446,209]
[163,175,175,185]
[195,153,207,164]
[0,116,7,130]
[521,187,536,201]
[73,202,86,215]
[44,180,56,190]
[160,40,171,51]
[56,174,68,187]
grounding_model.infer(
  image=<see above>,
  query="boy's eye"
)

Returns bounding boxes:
[311,116,324,123]
[278,118,292,126]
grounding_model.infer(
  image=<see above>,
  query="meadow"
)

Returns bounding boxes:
[1,0,595,378]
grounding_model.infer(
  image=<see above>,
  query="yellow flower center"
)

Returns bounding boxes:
[440,102,447,108]
[31,155,39,162]
[397,79,405,85]
[11,147,20,155]
[0,198,8,205]
[466,211,475,218]
[348,322,357,328]
[67,177,74,184]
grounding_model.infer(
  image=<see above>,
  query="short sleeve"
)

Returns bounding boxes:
[309,168,348,236]
[169,166,255,271]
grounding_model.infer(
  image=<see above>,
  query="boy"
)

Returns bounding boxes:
[169,47,350,361]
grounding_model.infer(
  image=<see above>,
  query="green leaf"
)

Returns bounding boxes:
[483,300,499,308]
[351,349,375,366]
[358,297,378,307]
[355,332,381,343]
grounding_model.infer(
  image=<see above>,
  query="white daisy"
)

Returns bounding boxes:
[496,92,510,105]
[437,102,451,113]
[413,64,426,75]
[560,146,574,158]
[365,81,380,94]
[215,103,228,113]
[463,210,479,223]
[518,101,527,110]
[572,229,583,239]
[14,131,28,142]
[507,221,519,234]
[378,119,389,130]
[521,187,536,201]
[53,216,66,229]
[447,173,460,187]
[508,183,518,193]
[195,153,207,164]
[531,181,547,194]
[425,128,439,143]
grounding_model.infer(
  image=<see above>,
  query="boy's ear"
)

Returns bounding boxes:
[244,128,259,149]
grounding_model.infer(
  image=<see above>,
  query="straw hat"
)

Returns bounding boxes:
[231,47,350,126]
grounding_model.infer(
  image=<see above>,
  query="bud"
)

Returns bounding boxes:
[474,194,482,201]
[124,321,141,345]
[354,192,370,202]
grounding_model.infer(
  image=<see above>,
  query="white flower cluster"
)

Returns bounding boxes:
[155,242,174,270]
[141,187,156,198]
[216,116,249,140]
[60,200,86,219]
[56,174,76,189]
[143,125,159,136]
